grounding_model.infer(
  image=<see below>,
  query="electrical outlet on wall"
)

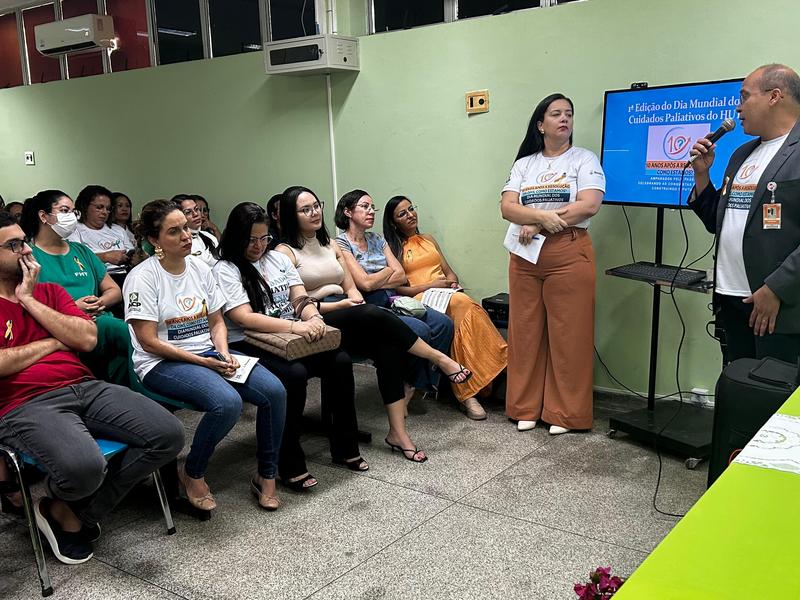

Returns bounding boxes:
[24,151,35,166]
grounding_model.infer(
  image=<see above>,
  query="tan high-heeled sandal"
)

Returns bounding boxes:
[178,469,217,511]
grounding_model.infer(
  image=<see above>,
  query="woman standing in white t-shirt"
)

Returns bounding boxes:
[500,93,606,435]
[124,200,287,512]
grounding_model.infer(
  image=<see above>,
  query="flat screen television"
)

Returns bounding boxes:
[601,78,753,208]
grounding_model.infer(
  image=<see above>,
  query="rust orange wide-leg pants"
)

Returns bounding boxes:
[505,228,595,430]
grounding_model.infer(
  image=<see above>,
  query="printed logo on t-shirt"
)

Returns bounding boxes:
[166,299,209,341]
[728,161,760,211]
[127,292,141,311]
[520,171,571,205]
[176,295,201,313]
[99,240,122,250]
[4,319,13,341]
[72,255,89,278]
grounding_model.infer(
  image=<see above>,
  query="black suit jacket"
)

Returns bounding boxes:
[690,119,800,333]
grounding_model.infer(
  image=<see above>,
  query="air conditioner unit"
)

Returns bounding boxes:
[35,14,116,57]
[265,34,359,76]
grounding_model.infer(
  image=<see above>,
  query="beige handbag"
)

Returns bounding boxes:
[244,325,341,361]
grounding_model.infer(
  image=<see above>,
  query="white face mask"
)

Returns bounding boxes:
[50,212,78,238]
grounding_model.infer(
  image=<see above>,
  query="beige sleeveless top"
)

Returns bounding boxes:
[279,237,345,299]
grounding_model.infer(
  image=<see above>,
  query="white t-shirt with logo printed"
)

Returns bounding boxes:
[69,222,135,272]
[123,256,226,379]
[213,252,304,344]
[191,229,218,268]
[715,133,789,297]
[502,146,606,229]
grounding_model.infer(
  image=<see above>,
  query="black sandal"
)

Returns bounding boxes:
[280,473,318,492]
[445,365,473,385]
[384,438,428,463]
[332,456,369,472]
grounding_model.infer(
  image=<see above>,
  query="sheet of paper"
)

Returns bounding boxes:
[503,223,545,264]
[223,354,260,384]
[733,413,800,476]
[421,288,460,313]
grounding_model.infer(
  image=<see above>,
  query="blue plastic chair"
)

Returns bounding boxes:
[0,438,175,597]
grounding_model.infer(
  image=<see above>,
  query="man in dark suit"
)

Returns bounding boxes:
[690,63,800,363]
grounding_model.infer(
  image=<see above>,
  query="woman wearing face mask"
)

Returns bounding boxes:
[20,190,134,386]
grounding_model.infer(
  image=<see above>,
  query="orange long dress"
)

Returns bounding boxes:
[402,235,508,402]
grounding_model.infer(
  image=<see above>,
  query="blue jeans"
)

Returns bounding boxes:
[143,351,286,479]
[362,289,454,391]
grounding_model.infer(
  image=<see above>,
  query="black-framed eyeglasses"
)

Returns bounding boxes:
[248,234,273,246]
[1,237,30,254]
[356,203,378,213]
[395,205,417,219]
[50,208,80,219]
[297,201,324,217]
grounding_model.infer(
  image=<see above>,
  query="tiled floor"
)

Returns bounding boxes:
[0,368,709,599]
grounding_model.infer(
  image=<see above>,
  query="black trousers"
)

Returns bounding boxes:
[322,303,419,404]
[715,293,800,365]
[231,342,360,480]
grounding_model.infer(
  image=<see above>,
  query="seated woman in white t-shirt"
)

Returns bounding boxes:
[214,202,367,491]
[109,192,136,246]
[171,194,219,268]
[71,185,135,274]
[124,199,287,512]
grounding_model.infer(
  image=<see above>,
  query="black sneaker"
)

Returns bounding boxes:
[34,498,93,565]
[81,522,101,543]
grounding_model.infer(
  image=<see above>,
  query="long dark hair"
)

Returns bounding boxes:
[266,193,282,241]
[515,93,574,161]
[218,202,274,315]
[382,195,418,264]
[21,190,69,238]
[110,192,133,228]
[334,189,369,230]
[75,185,113,224]
[278,186,330,249]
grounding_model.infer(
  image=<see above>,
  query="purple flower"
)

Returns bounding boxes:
[574,582,599,599]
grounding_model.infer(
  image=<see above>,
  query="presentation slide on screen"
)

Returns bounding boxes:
[601,79,754,207]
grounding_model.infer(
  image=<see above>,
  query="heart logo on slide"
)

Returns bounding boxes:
[662,127,692,160]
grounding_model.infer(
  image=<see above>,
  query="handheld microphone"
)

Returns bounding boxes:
[687,118,736,165]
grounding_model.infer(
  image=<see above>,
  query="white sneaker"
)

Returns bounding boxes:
[517,420,537,431]
[549,425,570,435]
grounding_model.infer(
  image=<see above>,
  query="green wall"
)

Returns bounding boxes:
[331,0,800,396]
[0,52,333,214]
[1,0,797,397]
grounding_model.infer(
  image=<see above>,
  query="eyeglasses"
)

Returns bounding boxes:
[739,88,780,103]
[297,201,324,217]
[356,203,378,213]
[1,237,29,254]
[182,207,201,216]
[50,208,81,219]
[395,205,417,219]
[248,234,272,246]
[89,203,110,213]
